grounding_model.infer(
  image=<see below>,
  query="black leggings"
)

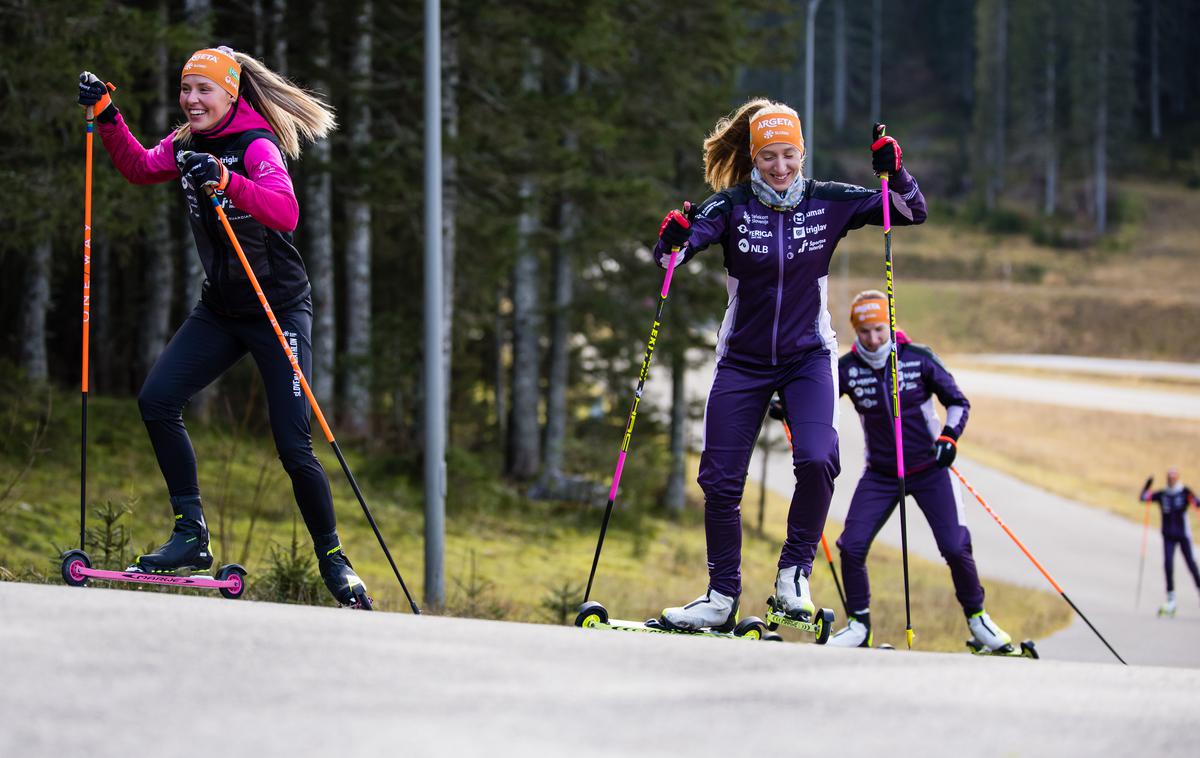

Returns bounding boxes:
[1164,534,1200,593]
[137,298,335,538]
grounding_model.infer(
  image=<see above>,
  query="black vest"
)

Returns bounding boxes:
[176,126,310,317]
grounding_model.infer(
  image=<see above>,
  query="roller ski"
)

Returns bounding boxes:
[575,590,779,641]
[1157,593,1176,618]
[315,531,373,610]
[964,610,1037,658]
[763,567,834,643]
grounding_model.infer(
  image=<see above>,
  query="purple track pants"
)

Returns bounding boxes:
[837,466,985,614]
[699,349,840,597]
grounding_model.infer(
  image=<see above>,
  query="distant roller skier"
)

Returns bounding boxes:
[829,291,1014,651]
[1140,468,1200,617]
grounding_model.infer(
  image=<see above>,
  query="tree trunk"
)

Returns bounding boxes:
[540,63,579,483]
[494,288,509,445]
[1149,0,1160,140]
[1094,0,1108,235]
[986,0,1008,210]
[251,0,265,58]
[343,0,374,437]
[1043,24,1057,216]
[662,349,687,514]
[140,1,174,378]
[269,0,287,74]
[20,239,51,382]
[832,0,846,132]
[442,0,459,427]
[506,48,542,481]
[870,0,882,123]
[306,1,335,409]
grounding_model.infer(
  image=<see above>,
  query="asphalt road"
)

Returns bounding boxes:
[2,580,1196,757]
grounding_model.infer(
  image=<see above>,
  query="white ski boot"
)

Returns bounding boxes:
[1158,592,1177,618]
[828,613,872,648]
[968,610,1013,652]
[774,565,816,620]
[660,589,738,632]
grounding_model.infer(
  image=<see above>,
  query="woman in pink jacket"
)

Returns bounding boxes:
[77,47,369,608]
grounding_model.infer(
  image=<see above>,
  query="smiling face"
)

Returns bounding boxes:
[1167,468,1180,488]
[753,144,804,192]
[179,74,234,131]
[856,322,890,352]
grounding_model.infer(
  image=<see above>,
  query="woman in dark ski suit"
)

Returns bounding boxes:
[1140,467,1200,616]
[652,98,925,630]
[78,47,371,608]
[829,291,1014,650]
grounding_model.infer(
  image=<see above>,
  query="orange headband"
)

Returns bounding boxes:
[181,48,241,99]
[850,297,889,330]
[750,109,804,161]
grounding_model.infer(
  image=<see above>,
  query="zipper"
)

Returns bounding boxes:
[770,210,784,365]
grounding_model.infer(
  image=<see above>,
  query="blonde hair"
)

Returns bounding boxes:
[852,289,887,306]
[703,98,802,191]
[174,50,336,160]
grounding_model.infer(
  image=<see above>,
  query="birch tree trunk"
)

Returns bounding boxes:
[140,0,175,377]
[442,0,459,426]
[870,0,882,123]
[506,47,542,480]
[832,0,846,132]
[306,0,336,409]
[1043,26,1058,216]
[19,239,51,382]
[661,349,687,514]
[269,0,287,74]
[1094,0,1108,235]
[343,0,374,437]
[1149,0,1160,140]
[540,63,579,483]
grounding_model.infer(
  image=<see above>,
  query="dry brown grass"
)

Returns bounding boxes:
[964,396,1200,526]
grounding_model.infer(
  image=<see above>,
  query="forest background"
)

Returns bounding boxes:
[0,0,1197,643]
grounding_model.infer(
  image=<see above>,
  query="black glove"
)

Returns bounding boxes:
[767,397,786,421]
[1142,476,1154,493]
[78,72,118,123]
[932,426,957,468]
[658,201,694,249]
[871,123,902,177]
[179,151,229,192]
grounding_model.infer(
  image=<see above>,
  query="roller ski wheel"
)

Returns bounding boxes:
[765,595,836,643]
[966,638,1038,659]
[1157,604,1176,618]
[763,632,784,642]
[60,550,92,587]
[575,600,609,628]
[345,584,373,610]
[733,617,768,640]
[877,644,895,650]
[215,564,248,600]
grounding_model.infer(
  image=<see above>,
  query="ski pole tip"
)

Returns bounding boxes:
[906,628,915,649]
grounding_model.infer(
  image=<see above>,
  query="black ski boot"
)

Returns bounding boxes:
[133,496,214,574]
[314,530,372,609]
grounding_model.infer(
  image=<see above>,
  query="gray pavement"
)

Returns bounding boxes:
[951,367,1200,419]
[2,579,1196,757]
[966,353,1200,382]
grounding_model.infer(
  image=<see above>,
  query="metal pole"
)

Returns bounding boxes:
[423,0,446,610]
[805,0,821,175]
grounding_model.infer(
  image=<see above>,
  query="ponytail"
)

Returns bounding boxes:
[174,50,337,160]
[702,97,801,192]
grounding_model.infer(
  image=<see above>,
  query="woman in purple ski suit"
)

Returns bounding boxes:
[652,98,925,631]
[828,290,1014,650]
[1140,467,1200,616]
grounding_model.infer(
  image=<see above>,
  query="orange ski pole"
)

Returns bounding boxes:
[79,104,94,551]
[202,186,420,614]
[951,466,1125,665]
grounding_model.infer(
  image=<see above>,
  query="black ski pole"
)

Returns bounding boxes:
[875,122,914,649]
[583,232,685,603]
